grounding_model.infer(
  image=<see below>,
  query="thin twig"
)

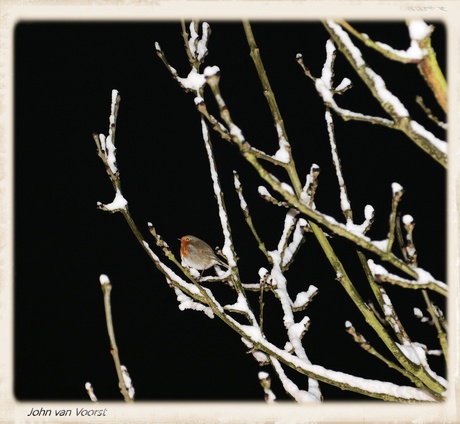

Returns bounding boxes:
[387,184,405,254]
[415,96,447,129]
[421,290,448,363]
[325,109,353,223]
[233,171,271,262]
[259,279,265,335]
[85,382,98,402]
[99,275,134,402]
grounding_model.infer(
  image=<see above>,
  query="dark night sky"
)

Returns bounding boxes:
[14,20,446,402]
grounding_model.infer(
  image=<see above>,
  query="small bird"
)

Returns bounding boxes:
[179,235,228,274]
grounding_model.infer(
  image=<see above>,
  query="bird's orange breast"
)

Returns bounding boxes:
[180,237,189,257]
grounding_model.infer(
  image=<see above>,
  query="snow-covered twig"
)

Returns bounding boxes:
[399,214,418,265]
[120,366,135,401]
[200,118,238,273]
[325,110,353,223]
[258,371,276,403]
[155,38,207,94]
[387,183,405,254]
[301,164,321,208]
[378,286,411,344]
[270,359,318,403]
[85,382,98,402]
[181,21,210,67]
[367,259,447,294]
[277,209,300,268]
[93,90,121,184]
[258,185,293,209]
[99,275,134,403]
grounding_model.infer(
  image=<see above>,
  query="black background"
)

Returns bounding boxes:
[14,21,446,401]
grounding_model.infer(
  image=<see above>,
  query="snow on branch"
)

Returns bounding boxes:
[200,117,237,270]
[187,21,210,62]
[270,358,318,403]
[97,188,127,213]
[258,371,277,403]
[93,89,122,184]
[337,19,446,113]
[85,382,98,402]
[367,259,447,294]
[315,21,447,168]
[174,286,214,319]
[292,285,318,312]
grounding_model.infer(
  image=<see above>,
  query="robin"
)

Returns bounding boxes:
[179,235,228,274]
